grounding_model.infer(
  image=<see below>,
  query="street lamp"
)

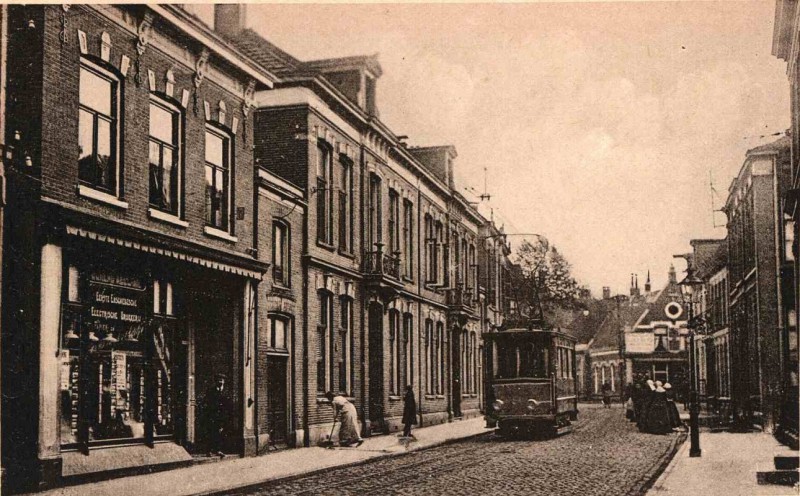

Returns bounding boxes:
[678,263,705,458]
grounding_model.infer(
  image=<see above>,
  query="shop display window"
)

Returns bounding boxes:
[59,265,179,447]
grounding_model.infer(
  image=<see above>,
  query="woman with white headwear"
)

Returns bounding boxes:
[664,383,682,429]
[644,381,672,434]
[637,379,656,432]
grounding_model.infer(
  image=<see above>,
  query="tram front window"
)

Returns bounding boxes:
[519,341,547,378]
[497,343,518,378]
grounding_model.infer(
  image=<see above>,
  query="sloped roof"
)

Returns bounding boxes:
[746,135,790,156]
[565,300,610,345]
[695,241,727,280]
[229,29,301,77]
[591,304,646,350]
[638,279,684,325]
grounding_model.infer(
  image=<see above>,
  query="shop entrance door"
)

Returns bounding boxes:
[266,357,288,445]
[191,292,234,454]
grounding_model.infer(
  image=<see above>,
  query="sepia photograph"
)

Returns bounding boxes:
[0,1,797,494]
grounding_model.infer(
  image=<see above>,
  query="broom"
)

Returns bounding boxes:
[319,417,337,449]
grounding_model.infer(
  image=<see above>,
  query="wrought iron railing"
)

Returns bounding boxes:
[363,244,400,280]
[446,285,474,308]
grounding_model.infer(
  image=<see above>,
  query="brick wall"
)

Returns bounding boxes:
[37,5,256,257]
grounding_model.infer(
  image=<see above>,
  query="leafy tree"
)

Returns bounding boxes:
[510,238,580,325]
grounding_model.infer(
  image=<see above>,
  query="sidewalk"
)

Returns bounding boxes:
[26,417,491,496]
[648,430,799,496]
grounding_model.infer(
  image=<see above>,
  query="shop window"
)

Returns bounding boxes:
[204,126,232,231]
[269,315,288,350]
[59,268,177,447]
[149,98,182,216]
[272,221,290,287]
[79,60,120,194]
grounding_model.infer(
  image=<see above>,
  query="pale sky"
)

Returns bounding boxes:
[197,1,790,295]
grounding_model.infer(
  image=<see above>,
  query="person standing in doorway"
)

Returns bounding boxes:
[402,385,417,438]
[206,373,231,457]
[601,381,613,408]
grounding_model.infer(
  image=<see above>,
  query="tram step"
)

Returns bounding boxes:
[774,454,799,471]
[756,469,799,486]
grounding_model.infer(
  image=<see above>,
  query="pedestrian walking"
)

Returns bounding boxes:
[624,382,636,420]
[325,391,364,447]
[205,373,231,457]
[402,385,418,438]
[601,381,612,408]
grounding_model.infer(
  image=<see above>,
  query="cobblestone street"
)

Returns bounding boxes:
[224,405,684,496]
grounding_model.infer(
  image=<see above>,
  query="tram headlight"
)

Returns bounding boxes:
[492,400,504,412]
[527,399,540,412]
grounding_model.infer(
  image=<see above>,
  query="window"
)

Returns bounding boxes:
[272,222,290,287]
[317,292,333,392]
[368,173,382,248]
[425,215,434,283]
[403,314,412,390]
[389,310,401,395]
[79,62,119,193]
[204,127,232,231]
[338,159,353,252]
[425,319,433,394]
[388,189,400,257]
[269,316,288,350]
[403,200,414,279]
[436,322,445,394]
[149,98,181,215]
[468,245,476,291]
[785,216,795,262]
[317,143,333,244]
[339,298,353,394]
[653,363,669,384]
[435,222,444,285]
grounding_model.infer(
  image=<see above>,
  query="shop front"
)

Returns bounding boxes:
[29,226,264,484]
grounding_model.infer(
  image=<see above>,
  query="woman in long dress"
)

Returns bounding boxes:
[644,382,673,434]
[325,391,363,447]
[664,383,682,429]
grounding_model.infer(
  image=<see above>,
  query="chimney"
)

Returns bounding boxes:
[630,273,635,296]
[214,4,246,38]
[668,264,677,284]
[603,286,611,300]
[645,270,651,293]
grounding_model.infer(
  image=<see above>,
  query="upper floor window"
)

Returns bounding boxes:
[368,173,382,249]
[204,127,232,231]
[403,200,414,279]
[273,221,290,287]
[79,62,120,194]
[338,158,353,252]
[149,98,182,215]
[316,143,333,244]
[425,214,435,283]
[388,189,400,256]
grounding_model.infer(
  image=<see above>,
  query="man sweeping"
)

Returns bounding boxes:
[325,391,364,447]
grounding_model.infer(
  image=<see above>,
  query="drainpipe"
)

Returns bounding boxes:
[302,199,309,447]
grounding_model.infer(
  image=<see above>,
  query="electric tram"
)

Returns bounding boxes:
[484,325,578,438]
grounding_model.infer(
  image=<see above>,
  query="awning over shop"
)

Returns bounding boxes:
[66,225,264,280]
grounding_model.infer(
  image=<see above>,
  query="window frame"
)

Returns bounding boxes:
[316,142,333,246]
[268,314,290,351]
[272,220,291,288]
[204,124,234,233]
[78,59,122,197]
[148,96,183,217]
[338,157,353,254]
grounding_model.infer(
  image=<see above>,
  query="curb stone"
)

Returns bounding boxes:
[626,432,688,496]
[200,429,494,496]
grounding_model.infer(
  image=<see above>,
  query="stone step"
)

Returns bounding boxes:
[756,469,799,487]
[774,454,799,471]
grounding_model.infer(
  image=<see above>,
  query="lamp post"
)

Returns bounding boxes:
[678,264,705,458]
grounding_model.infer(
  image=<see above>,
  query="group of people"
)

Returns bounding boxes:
[324,384,418,448]
[624,374,683,434]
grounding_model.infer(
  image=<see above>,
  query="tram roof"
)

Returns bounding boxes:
[484,327,577,343]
